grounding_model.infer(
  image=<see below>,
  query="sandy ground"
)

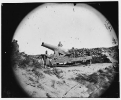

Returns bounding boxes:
[14,63,114,97]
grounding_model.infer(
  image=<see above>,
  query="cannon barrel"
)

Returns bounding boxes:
[41,42,59,51]
[41,42,69,55]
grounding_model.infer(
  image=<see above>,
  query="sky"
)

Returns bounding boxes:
[14,3,118,55]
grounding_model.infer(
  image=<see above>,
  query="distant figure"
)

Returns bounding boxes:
[45,50,48,54]
[58,41,63,47]
[38,56,44,67]
[72,47,75,57]
[45,50,49,57]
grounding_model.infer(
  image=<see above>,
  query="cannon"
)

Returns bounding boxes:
[41,42,92,67]
[41,42,69,56]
